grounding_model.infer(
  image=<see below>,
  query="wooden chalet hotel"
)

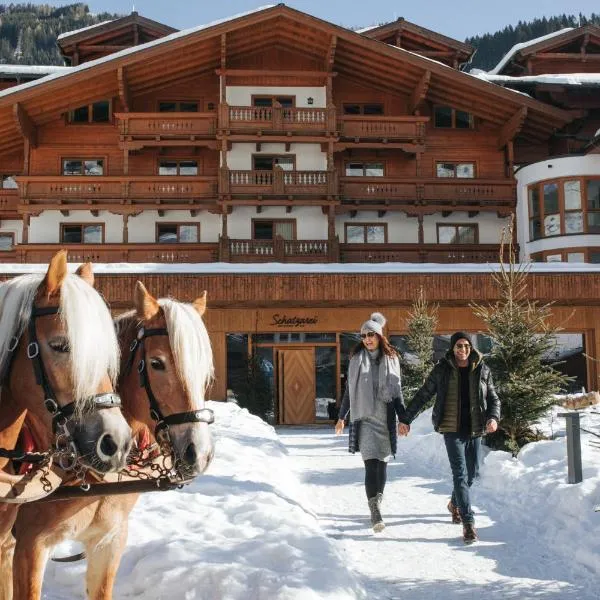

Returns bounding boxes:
[0,5,599,423]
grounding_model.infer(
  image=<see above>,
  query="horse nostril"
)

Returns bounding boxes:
[184,442,197,465]
[98,434,118,458]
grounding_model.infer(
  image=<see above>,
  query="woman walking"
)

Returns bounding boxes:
[335,312,405,532]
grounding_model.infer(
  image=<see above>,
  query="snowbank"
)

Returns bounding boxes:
[44,402,365,599]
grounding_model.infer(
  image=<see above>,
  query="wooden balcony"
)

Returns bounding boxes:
[220,103,336,135]
[340,177,516,212]
[0,188,19,217]
[115,112,217,142]
[338,116,428,143]
[222,168,337,200]
[221,236,337,263]
[340,243,511,263]
[8,243,218,264]
[17,176,218,208]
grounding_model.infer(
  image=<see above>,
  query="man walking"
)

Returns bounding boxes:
[398,332,500,544]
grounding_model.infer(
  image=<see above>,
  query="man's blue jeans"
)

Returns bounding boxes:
[443,433,481,525]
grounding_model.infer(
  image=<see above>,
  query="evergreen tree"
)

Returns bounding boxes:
[402,287,438,405]
[471,219,572,455]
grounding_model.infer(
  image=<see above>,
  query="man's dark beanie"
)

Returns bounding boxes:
[450,331,473,348]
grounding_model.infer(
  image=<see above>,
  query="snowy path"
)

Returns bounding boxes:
[278,427,598,600]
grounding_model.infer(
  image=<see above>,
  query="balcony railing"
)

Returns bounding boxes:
[0,188,19,215]
[115,112,217,139]
[338,116,428,142]
[221,236,337,262]
[340,243,512,264]
[222,168,337,197]
[9,243,218,264]
[17,176,218,206]
[341,177,516,210]
[220,103,336,133]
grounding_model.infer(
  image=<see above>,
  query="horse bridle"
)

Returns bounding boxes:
[2,305,121,463]
[124,325,214,442]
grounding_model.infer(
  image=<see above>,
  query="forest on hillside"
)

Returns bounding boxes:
[0,3,121,65]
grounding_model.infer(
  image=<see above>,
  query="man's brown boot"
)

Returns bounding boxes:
[462,522,478,544]
[447,501,461,524]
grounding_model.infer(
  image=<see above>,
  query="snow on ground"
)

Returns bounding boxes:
[41,402,600,599]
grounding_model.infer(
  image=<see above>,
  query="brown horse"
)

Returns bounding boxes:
[11,280,214,600]
[0,252,132,600]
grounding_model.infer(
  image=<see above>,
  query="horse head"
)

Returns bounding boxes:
[0,251,131,479]
[116,282,214,479]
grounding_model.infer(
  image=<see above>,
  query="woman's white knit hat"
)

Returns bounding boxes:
[360,312,387,336]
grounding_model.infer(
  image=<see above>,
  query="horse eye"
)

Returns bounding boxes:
[150,357,165,371]
[49,339,70,353]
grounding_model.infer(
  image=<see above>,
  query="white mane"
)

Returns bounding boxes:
[158,299,214,408]
[0,273,119,409]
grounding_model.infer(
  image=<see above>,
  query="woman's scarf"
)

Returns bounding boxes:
[347,349,401,422]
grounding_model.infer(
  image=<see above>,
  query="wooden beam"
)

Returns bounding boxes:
[408,70,431,114]
[327,35,337,70]
[13,103,37,148]
[78,44,130,52]
[117,67,130,112]
[497,107,527,150]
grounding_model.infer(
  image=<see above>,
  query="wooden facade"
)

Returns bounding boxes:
[0,7,597,422]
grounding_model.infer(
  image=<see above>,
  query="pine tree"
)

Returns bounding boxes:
[402,287,438,405]
[471,218,572,454]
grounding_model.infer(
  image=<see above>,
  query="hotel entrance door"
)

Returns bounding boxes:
[276,347,315,424]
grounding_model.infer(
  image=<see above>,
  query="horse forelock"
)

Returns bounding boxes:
[159,299,214,408]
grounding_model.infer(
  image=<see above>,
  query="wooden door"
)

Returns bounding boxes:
[277,348,315,424]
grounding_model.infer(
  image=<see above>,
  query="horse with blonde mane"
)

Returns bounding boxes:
[0,251,131,600]
[10,278,214,600]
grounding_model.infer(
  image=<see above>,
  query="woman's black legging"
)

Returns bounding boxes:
[364,459,387,499]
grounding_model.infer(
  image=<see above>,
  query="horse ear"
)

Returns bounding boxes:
[134,281,160,320]
[42,250,68,296]
[75,262,94,287]
[192,290,207,316]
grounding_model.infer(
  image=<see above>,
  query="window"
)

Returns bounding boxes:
[344,162,384,177]
[156,223,199,243]
[437,224,478,244]
[252,220,295,240]
[531,249,599,263]
[434,106,474,129]
[253,156,295,171]
[436,162,475,178]
[60,224,104,244]
[252,96,295,108]
[1,175,17,189]
[62,159,104,176]
[342,103,384,115]
[528,177,600,240]
[158,160,198,176]
[158,101,199,112]
[0,232,14,251]
[345,223,387,243]
[69,100,111,123]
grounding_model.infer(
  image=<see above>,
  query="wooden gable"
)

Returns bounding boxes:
[361,18,474,69]
[58,11,177,66]
[498,25,600,75]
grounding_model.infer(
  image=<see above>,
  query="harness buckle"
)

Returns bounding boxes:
[149,409,161,422]
[137,327,145,340]
[27,342,39,359]
[8,336,19,352]
[129,339,138,352]
[195,408,215,424]
[137,359,145,374]
[44,398,59,414]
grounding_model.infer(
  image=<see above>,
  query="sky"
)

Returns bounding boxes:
[41,400,600,598]
[42,0,600,41]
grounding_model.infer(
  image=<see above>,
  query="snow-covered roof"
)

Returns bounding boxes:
[0,64,71,77]
[57,19,115,41]
[1,261,599,275]
[472,70,600,87]
[355,25,378,34]
[0,5,276,101]
[489,28,574,74]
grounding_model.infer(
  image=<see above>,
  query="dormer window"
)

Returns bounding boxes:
[434,106,473,129]
[343,103,384,115]
[69,100,111,123]
[158,101,199,112]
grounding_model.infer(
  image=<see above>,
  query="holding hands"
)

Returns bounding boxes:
[335,419,345,435]
[397,422,410,437]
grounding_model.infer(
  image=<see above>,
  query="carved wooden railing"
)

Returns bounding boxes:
[9,243,218,264]
[220,103,337,132]
[223,169,336,196]
[338,116,429,141]
[222,236,335,262]
[115,112,217,138]
[0,188,19,215]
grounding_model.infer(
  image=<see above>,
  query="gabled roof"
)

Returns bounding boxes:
[359,18,474,66]
[0,4,574,156]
